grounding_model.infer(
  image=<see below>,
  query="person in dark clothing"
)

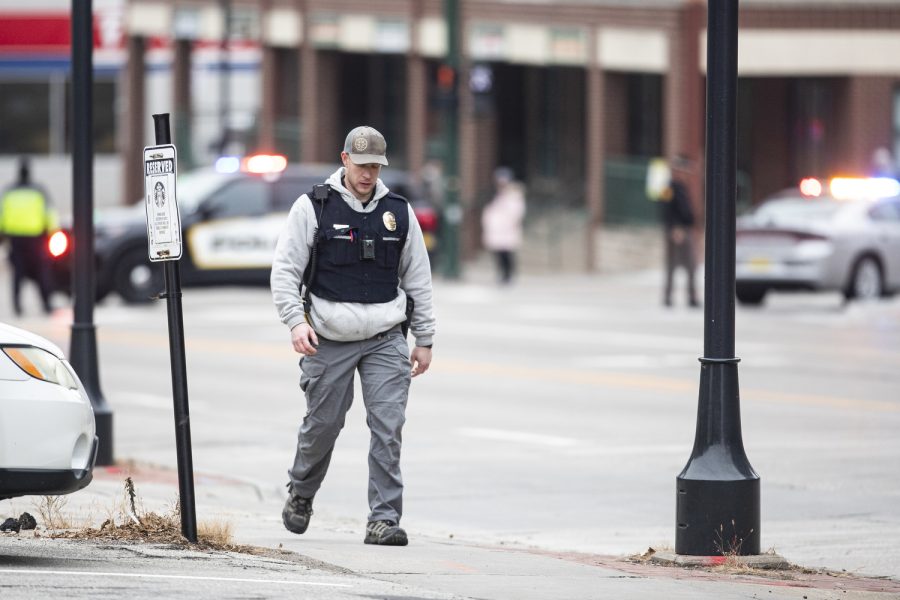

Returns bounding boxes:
[660,158,699,308]
[0,158,57,316]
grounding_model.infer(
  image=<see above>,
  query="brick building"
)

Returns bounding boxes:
[3,1,900,267]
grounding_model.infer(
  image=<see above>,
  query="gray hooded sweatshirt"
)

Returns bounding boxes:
[271,167,435,347]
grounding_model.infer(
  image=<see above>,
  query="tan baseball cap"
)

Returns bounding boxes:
[343,126,389,166]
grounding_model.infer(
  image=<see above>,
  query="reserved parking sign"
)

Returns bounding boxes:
[143,144,182,261]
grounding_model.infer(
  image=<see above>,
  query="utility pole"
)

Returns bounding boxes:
[70,0,114,466]
[675,0,760,556]
[440,0,461,279]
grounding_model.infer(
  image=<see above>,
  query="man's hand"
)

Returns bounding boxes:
[291,323,319,355]
[410,346,432,378]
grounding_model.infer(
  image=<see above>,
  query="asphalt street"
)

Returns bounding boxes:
[2,263,899,598]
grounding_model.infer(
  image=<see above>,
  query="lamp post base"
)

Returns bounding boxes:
[676,477,760,556]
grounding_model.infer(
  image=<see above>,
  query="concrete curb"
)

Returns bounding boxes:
[649,550,790,569]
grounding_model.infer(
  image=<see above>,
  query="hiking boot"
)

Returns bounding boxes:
[364,520,408,546]
[282,487,313,534]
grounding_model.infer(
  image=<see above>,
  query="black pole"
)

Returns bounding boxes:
[152,113,197,544]
[675,0,760,556]
[440,0,461,279]
[69,0,113,466]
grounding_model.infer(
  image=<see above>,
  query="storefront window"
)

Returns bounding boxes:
[0,82,51,154]
[626,74,662,158]
[65,79,117,154]
[0,78,117,155]
[789,78,835,179]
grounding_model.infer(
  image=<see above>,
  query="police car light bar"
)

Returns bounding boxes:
[243,154,287,174]
[799,177,822,197]
[215,156,241,173]
[830,177,900,200]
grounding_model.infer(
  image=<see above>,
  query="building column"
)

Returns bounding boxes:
[298,0,319,162]
[524,69,541,179]
[257,0,276,152]
[123,35,146,206]
[406,54,427,177]
[316,52,340,160]
[459,59,483,260]
[406,5,426,180]
[173,38,194,168]
[665,0,704,217]
[259,44,277,151]
[585,28,605,272]
[457,0,479,260]
[843,76,894,174]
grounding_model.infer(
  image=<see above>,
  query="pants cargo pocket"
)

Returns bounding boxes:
[299,356,327,394]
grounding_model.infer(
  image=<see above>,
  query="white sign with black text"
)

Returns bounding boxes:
[143,144,182,261]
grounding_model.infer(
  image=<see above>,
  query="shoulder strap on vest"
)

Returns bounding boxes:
[384,190,409,204]
[302,184,332,322]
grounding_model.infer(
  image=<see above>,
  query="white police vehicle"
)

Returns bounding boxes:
[0,322,97,500]
[736,176,900,305]
[52,156,437,303]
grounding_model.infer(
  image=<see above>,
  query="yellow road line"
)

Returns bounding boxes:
[29,323,899,414]
[435,358,898,413]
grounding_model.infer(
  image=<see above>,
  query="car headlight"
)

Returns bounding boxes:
[1,346,79,390]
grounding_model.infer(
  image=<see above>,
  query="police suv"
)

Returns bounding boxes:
[51,156,438,303]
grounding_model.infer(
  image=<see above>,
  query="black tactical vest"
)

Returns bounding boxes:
[305,186,409,304]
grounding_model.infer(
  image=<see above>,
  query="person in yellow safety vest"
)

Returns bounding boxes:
[0,157,58,316]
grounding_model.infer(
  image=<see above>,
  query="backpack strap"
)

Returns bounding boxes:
[302,184,330,324]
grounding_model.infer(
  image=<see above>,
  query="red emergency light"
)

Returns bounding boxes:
[243,154,287,174]
[48,230,69,258]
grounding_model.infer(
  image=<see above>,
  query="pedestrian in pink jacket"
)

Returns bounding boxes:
[481,167,525,284]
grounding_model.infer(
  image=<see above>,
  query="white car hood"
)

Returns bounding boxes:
[0,323,66,359]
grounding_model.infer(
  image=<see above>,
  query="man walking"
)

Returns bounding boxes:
[0,157,57,316]
[271,126,435,546]
[660,157,700,308]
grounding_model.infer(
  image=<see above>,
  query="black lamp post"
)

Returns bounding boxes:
[675,0,760,556]
[70,0,113,466]
[440,0,461,279]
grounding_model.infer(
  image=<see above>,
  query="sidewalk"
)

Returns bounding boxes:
[4,462,897,600]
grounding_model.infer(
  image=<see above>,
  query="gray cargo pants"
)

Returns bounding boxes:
[288,325,411,523]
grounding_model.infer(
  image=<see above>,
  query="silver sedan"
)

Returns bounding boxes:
[735,187,900,305]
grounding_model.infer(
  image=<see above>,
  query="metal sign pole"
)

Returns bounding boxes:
[150,113,197,543]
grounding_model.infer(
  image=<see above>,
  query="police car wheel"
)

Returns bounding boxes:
[113,248,163,304]
[844,255,883,302]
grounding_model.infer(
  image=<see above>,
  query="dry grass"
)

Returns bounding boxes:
[714,519,753,557]
[50,477,247,552]
[198,519,235,547]
[32,496,72,530]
